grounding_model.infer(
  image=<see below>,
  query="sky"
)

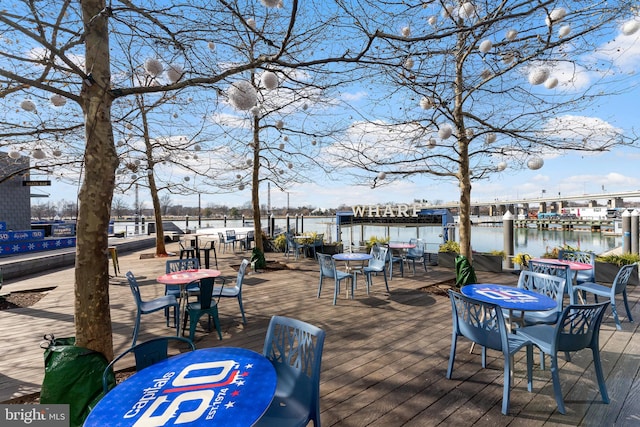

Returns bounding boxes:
[25,6,640,213]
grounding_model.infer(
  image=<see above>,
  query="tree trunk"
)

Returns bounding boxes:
[251,116,263,252]
[74,0,117,360]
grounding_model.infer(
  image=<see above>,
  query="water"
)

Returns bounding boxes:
[114,216,621,257]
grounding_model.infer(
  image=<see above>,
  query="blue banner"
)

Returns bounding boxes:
[0,237,76,256]
[0,230,46,242]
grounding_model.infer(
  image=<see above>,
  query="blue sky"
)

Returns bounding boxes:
[29,8,640,212]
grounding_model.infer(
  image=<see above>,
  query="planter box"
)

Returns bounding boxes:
[595,262,639,285]
[472,253,503,273]
[438,252,456,269]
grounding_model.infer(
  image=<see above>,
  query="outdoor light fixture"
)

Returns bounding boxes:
[404,57,414,69]
[144,58,163,77]
[20,99,36,112]
[527,156,544,170]
[528,67,550,85]
[544,77,559,89]
[622,20,640,36]
[428,16,437,26]
[559,24,571,38]
[275,120,284,130]
[426,138,436,149]
[545,8,567,26]
[52,149,62,157]
[261,71,279,89]
[8,150,21,159]
[485,133,497,144]
[166,64,183,83]
[247,18,256,30]
[438,124,453,140]
[208,41,216,50]
[479,39,493,53]
[377,171,386,180]
[419,96,433,109]
[458,2,476,20]
[261,0,280,7]
[401,26,411,37]
[228,80,257,110]
[505,29,518,40]
[50,94,66,107]
[32,149,46,159]
[497,161,507,171]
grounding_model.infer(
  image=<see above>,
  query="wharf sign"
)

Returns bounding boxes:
[352,204,426,218]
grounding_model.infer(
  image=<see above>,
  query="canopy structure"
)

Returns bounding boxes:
[336,208,454,244]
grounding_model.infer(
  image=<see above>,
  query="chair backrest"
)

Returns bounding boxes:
[235,259,250,289]
[126,271,143,307]
[197,277,216,309]
[407,239,425,257]
[262,316,326,420]
[553,302,610,352]
[517,270,566,313]
[246,230,255,240]
[226,229,236,240]
[612,263,637,295]
[218,232,225,242]
[166,258,200,273]
[448,290,509,353]
[317,253,337,279]
[528,260,571,290]
[369,245,388,269]
[558,249,596,281]
[103,336,195,393]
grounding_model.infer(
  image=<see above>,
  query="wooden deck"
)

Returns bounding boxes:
[1,243,639,426]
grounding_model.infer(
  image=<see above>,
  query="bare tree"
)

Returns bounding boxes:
[111,197,129,219]
[329,1,640,259]
[0,1,377,358]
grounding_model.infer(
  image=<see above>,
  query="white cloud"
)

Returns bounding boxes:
[341,91,368,101]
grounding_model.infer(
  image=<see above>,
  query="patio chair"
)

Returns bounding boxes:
[446,290,533,415]
[164,258,200,324]
[528,260,574,302]
[126,271,180,346]
[102,336,195,393]
[285,232,305,260]
[573,262,636,330]
[213,259,249,324]
[178,236,197,259]
[363,245,390,293]
[183,277,223,341]
[317,253,355,305]
[255,316,326,427]
[385,244,404,280]
[218,231,236,253]
[405,239,427,274]
[197,239,218,269]
[517,302,610,414]
[241,230,255,251]
[558,249,596,284]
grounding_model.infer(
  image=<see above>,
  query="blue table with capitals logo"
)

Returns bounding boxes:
[84,347,277,427]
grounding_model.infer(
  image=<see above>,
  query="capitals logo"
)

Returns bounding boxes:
[124,359,252,426]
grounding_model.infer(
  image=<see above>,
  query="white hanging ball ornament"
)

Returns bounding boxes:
[622,20,640,36]
[546,8,566,26]
[502,52,515,64]
[377,172,386,180]
[50,94,66,107]
[428,16,437,26]
[311,140,317,146]
[497,161,507,171]
[52,149,62,157]
[166,64,183,83]
[261,71,279,89]
[247,18,256,29]
[134,159,141,165]
[117,140,125,147]
[239,184,245,191]
[279,169,284,175]
[288,162,293,169]
[527,156,544,170]
[261,0,280,7]
[8,150,21,159]
[283,136,289,142]
[438,124,453,140]
[147,169,153,176]
[544,77,559,89]
[275,120,284,130]
[228,80,257,110]
[193,154,198,160]
[479,39,493,53]
[465,129,474,138]
[250,106,261,117]
[184,176,190,182]
[246,159,253,165]
[419,97,433,109]
[236,174,242,179]
[441,4,454,18]
[131,174,137,180]
[505,29,518,41]
[404,58,414,69]
[485,133,497,144]
[32,148,46,159]
[401,26,411,37]
[144,58,163,77]
[279,143,285,149]
[194,144,201,151]
[426,138,436,149]
[458,3,476,20]
[20,99,36,112]
[528,67,550,85]
[558,24,571,38]
[480,69,492,80]
[208,41,216,50]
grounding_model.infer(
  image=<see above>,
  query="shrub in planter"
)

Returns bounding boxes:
[438,241,459,268]
[472,250,504,273]
[595,253,640,285]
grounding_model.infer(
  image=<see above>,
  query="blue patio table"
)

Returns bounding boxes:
[461,283,557,329]
[332,252,372,296]
[84,347,276,427]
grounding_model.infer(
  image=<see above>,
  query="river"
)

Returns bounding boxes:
[114,216,622,257]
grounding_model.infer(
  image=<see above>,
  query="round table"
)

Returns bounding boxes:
[332,253,372,296]
[157,269,222,336]
[530,258,593,271]
[388,243,416,250]
[84,347,276,427]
